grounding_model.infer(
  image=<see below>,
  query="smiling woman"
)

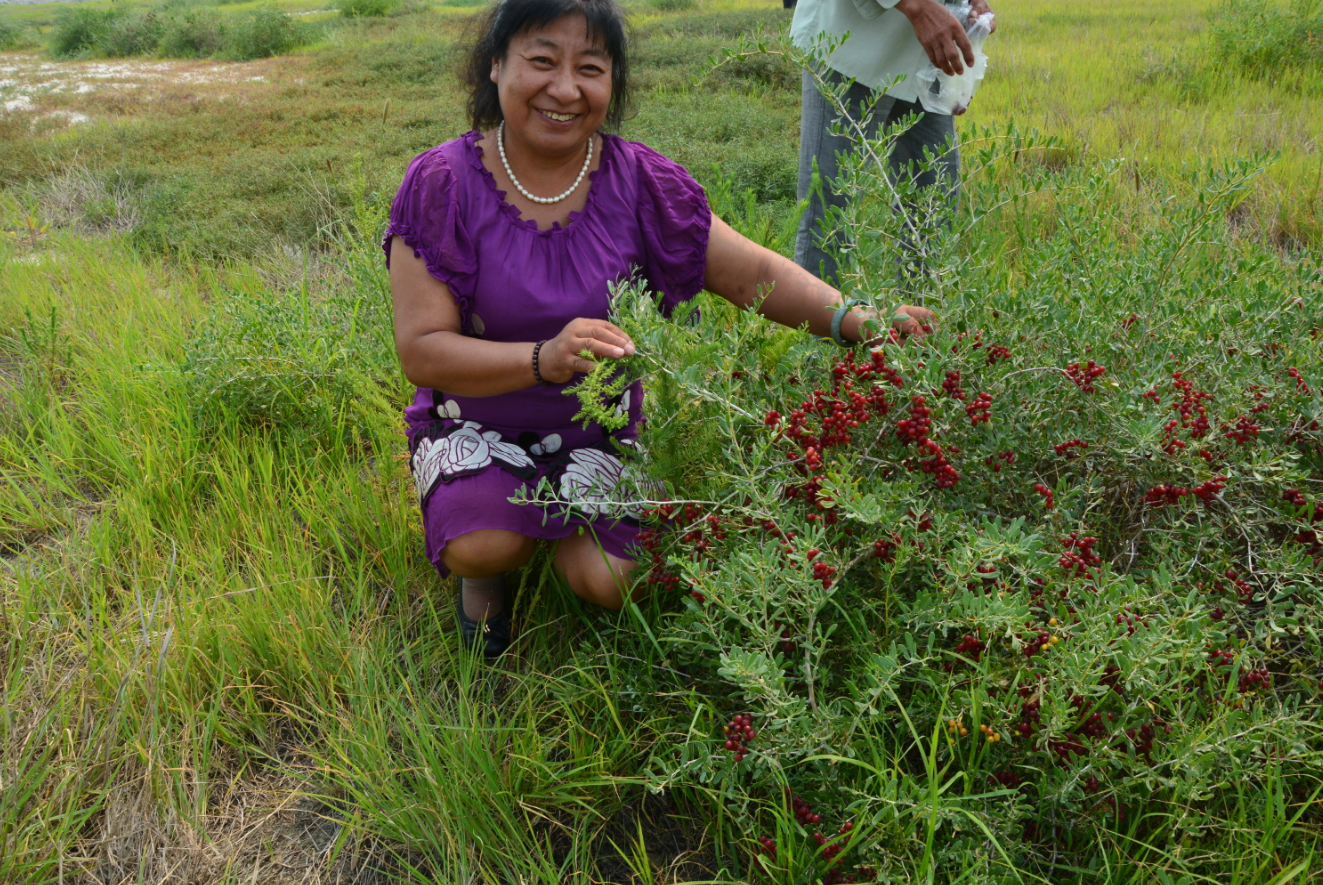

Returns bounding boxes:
[383,0,934,658]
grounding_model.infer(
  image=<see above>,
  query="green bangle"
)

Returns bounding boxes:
[831,299,864,348]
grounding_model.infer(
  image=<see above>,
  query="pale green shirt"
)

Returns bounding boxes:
[789,0,930,102]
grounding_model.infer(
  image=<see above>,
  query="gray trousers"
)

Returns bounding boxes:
[794,69,961,283]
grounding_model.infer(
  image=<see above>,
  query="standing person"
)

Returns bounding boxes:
[384,0,933,659]
[791,0,995,282]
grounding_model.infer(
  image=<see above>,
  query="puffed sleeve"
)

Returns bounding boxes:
[382,145,479,331]
[632,142,712,318]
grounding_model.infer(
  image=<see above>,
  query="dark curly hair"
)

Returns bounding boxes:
[464,0,631,132]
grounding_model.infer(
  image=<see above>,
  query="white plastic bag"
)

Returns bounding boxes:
[914,3,994,116]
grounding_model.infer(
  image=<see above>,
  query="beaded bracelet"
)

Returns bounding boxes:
[532,339,551,385]
[830,299,865,348]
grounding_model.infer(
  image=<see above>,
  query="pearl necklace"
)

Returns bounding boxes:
[497,120,593,205]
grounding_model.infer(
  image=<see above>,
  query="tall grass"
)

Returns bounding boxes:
[46,3,315,61]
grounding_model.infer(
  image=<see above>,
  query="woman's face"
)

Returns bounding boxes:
[491,14,612,156]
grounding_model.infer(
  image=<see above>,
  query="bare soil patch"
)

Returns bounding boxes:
[0,51,286,129]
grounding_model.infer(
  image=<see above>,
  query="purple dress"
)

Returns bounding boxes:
[383,130,711,578]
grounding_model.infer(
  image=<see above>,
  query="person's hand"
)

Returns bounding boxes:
[538,317,635,384]
[968,0,996,33]
[890,304,935,341]
[895,0,975,76]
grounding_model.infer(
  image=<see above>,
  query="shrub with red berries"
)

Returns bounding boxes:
[595,148,1323,882]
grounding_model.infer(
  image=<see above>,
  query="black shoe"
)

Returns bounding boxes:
[455,591,511,659]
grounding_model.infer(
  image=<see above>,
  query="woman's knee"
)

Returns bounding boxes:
[556,537,637,610]
[443,529,536,577]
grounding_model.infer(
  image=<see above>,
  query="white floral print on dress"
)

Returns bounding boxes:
[411,436,445,503]
[560,448,626,516]
[530,433,562,456]
[411,421,535,503]
[612,389,631,423]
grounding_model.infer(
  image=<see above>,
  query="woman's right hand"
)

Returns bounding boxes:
[538,318,635,384]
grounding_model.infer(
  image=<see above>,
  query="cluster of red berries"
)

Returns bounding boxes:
[1191,475,1227,503]
[1126,722,1156,761]
[914,438,961,488]
[1054,438,1089,459]
[1115,605,1150,635]
[872,535,898,562]
[814,823,858,884]
[776,351,897,458]
[966,391,993,426]
[790,792,822,827]
[632,527,680,590]
[722,713,755,762]
[1208,647,1235,669]
[1101,664,1124,694]
[1288,366,1310,395]
[1059,533,1101,580]
[1122,313,1139,329]
[1223,415,1260,445]
[1033,483,1055,509]
[1015,694,1041,737]
[808,549,838,588]
[986,344,1011,364]
[1144,476,1228,508]
[1225,569,1255,603]
[1169,371,1213,440]
[941,369,966,400]
[1238,667,1271,693]
[955,632,986,662]
[1160,419,1186,455]
[1065,360,1106,393]
[779,793,862,884]
[1281,489,1323,565]
[895,396,932,444]
[1143,483,1188,508]
[985,450,1016,472]
[1022,628,1054,658]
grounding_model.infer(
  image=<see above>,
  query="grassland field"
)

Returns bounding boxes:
[1,0,1322,882]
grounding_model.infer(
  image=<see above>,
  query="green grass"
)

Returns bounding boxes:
[2,0,1323,881]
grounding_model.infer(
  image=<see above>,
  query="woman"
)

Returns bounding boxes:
[385,0,933,657]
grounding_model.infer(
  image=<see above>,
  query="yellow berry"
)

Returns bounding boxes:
[1049,618,1058,626]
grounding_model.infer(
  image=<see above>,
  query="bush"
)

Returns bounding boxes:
[101,9,165,58]
[158,7,224,58]
[0,15,28,50]
[337,0,399,19]
[48,8,123,58]
[221,6,309,61]
[567,39,1323,882]
[1209,0,1323,76]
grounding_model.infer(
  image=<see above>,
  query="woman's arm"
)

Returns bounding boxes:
[702,215,932,343]
[388,238,634,395]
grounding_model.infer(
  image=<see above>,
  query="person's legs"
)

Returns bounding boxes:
[880,98,959,291]
[884,97,959,195]
[555,530,638,611]
[443,528,537,620]
[795,68,894,283]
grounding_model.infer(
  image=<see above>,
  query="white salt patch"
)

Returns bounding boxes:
[3,95,32,112]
